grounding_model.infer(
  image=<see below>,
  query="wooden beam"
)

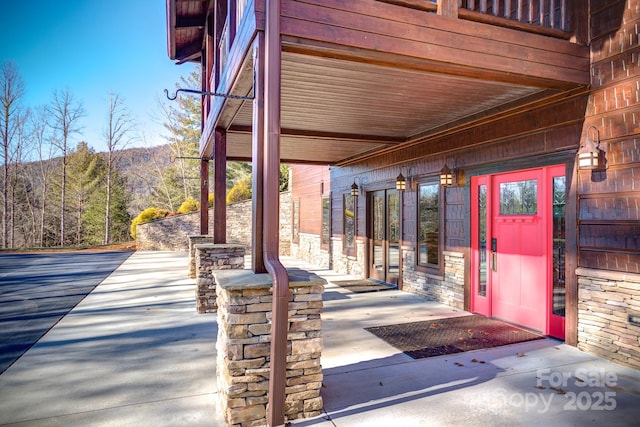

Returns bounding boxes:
[214,128,227,243]
[200,159,210,234]
[175,16,206,28]
[228,125,404,144]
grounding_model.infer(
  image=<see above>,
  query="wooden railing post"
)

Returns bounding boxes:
[438,0,459,18]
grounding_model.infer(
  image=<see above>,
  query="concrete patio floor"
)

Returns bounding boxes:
[0,251,638,426]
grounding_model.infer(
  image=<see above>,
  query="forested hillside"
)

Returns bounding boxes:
[1,63,283,250]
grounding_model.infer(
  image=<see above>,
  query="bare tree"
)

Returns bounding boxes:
[47,88,84,246]
[103,93,133,244]
[30,106,55,247]
[8,110,29,247]
[0,61,25,249]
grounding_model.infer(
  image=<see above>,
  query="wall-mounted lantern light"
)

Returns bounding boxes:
[578,125,604,170]
[351,181,359,198]
[440,163,453,186]
[440,161,463,187]
[396,173,406,191]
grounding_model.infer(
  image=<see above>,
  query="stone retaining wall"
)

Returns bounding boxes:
[136,192,291,255]
[195,244,245,313]
[214,269,325,426]
[577,268,640,369]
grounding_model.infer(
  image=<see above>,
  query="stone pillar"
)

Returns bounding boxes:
[214,269,325,426]
[188,235,215,279]
[195,244,246,313]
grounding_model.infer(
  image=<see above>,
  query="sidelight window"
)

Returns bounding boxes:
[417,182,439,267]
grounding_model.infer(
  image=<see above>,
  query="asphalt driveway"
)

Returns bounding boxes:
[0,251,133,373]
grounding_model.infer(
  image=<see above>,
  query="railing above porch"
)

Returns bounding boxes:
[380,0,572,38]
[462,0,570,32]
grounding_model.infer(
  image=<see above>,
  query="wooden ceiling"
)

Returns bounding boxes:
[168,0,588,166]
[224,51,550,165]
[166,0,208,63]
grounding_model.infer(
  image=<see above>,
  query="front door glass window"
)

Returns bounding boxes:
[499,179,537,215]
[477,184,487,296]
[553,176,566,316]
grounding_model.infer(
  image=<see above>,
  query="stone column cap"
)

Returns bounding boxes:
[215,268,326,291]
[194,243,247,250]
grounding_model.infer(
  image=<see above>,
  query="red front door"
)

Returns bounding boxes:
[491,169,547,332]
[471,166,566,338]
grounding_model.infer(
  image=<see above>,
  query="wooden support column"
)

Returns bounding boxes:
[252,35,266,274]
[214,128,227,244]
[264,0,289,425]
[200,159,209,235]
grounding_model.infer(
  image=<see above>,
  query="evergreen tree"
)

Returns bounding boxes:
[154,70,202,210]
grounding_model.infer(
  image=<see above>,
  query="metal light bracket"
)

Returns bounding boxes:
[164,88,254,101]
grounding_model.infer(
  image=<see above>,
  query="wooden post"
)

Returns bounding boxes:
[264,0,289,425]
[200,158,209,235]
[437,0,459,17]
[214,128,227,244]
[252,35,267,274]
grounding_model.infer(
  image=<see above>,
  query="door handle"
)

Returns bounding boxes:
[491,238,497,272]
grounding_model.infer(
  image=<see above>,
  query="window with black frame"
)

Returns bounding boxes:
[343,193,355,253]
[321,196,330,249]
[417,182,439,267]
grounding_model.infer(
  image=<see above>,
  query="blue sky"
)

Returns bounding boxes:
[0,0,196,152]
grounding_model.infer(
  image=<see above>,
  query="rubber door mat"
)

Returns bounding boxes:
[365,314,543,359]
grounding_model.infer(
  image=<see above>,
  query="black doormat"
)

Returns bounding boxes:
[331,279,395,293]
[365,314,543,359]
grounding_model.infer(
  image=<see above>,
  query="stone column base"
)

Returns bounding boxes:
[195,244,245,313]
[188,235,215,279]
[214,268,325,426]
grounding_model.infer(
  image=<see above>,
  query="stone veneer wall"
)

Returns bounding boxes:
[136,192,291,255]
[576,268,640,369]
[290,233,330,269]
[292,237,464,310]
[402,250,465,310]
[214,269,324,426]
[328,237,366,277]
[195,244,245,313]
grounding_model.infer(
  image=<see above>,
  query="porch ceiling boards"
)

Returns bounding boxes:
[224,51,554,164]
[169,0,590,166]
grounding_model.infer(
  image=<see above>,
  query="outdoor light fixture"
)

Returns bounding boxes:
[396,173,406,191]
[440,163,453,186]
[351,181,359,197]
[578,125,603,170]
[440,161,463,187]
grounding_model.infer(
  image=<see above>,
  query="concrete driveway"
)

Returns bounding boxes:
[0,251,133,373]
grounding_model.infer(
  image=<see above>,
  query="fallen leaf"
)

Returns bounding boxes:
[575,377,584,383]
[479,361,486,364]
[535,385,546,390]
[550,386,566,395]
[454,362,464,367]
[471,358,478,363]
[379,381,383,386]
[517,353,527,357]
